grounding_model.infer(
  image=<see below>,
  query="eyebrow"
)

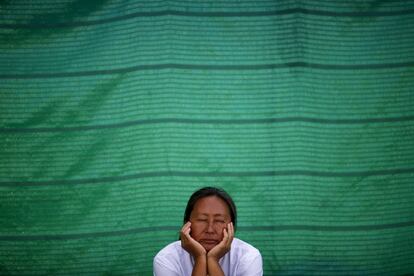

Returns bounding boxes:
[197,213,226,217]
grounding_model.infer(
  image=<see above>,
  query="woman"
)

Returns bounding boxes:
[153,187,263,276]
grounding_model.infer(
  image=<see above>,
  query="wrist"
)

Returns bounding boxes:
[206,253,220,262]
[207,255,224,276]
[194,253,207,261]
[192,255,207,276]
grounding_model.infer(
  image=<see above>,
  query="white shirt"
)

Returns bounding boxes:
[153,238,263,276]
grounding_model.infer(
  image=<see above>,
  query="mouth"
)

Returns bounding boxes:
[200,239,219,245]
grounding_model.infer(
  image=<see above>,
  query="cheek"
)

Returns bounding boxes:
[215,223,226,234]
[189,222,204,238]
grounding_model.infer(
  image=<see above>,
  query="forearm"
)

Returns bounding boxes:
[192,256,208,276]
[207,256,225,276]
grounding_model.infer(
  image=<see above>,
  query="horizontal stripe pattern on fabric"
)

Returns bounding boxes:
[1,221,414,241]
[1,62,413,79]
[1,168,414,187]
[1,116,414,133]
[2,8,414,29]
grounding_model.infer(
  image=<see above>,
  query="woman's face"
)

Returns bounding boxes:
[189,196,232,252]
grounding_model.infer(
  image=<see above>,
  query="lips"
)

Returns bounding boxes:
[201,239,218,244]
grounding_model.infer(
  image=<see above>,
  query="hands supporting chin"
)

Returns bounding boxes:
[205,222,234,261]
[180,221,234,276]
[180,221,207,259]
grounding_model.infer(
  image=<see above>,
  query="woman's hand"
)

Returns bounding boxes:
[207,222,234,261]
[180,222,207,259]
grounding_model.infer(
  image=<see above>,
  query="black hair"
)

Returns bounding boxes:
[183,186,237,229]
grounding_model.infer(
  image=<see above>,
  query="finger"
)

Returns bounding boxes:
[213,228,226,248]
[226,223,234,246]
[182,222,191,234]
[223,227,228,240]
[184,227,192,238]
[229,222,234,239]
[180,222,191,240]
[182,221,191,231]
[220,228,230,248]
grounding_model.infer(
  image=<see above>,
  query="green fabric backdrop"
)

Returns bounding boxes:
[1,0,413,275]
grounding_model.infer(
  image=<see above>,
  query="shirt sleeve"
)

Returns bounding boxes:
[237,251,263,276]
[153,255,181,276]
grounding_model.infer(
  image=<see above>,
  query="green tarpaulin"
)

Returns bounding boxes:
[0,0,413,275]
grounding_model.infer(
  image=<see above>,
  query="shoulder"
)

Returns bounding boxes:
[154,240,185,260]
[154,241,191,276]
[230,238,263,275]
[154,240,194,275]
[231,237,261,258]
[154,241,186,269]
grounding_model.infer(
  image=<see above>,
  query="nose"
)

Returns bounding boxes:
[206,221,215,233]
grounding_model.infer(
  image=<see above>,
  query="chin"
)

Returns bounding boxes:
[202,243,216,252]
